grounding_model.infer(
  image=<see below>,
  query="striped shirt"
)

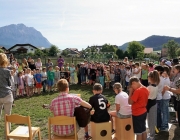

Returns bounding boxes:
[50,93,82,135]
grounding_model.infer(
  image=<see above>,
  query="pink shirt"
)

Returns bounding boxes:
[50,93,82,135]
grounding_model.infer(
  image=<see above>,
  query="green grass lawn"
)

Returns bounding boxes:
[0,84,116,139]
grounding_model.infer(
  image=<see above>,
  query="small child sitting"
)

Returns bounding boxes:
[84,83,115,139]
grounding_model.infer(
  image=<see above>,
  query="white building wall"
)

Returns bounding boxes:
[10,45,36,53]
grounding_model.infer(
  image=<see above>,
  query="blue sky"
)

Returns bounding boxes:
[0,0,180,50]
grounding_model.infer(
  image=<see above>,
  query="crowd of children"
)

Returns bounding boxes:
[7,55,180,140]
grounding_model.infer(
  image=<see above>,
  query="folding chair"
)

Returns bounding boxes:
[5,114,41,140]
[48,116,78,140]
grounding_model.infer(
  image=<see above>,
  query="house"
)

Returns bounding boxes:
[144,48,153,54]
[0,46,8,53]
[8,44,38,54]
[64,48,80,57]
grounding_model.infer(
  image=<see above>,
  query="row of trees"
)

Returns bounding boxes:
[163,40,180,59]
[1,40,179,60]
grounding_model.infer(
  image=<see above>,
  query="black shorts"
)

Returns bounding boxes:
[132,112,147,134]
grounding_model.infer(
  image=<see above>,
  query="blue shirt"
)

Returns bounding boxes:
[35,73,42,83]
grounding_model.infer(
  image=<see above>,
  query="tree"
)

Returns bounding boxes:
[34,49,44,57]
[127,41,145,59]
[116,49,124,59]
[176,48,180,57]
[42,49,49,56]
[137,51,144,60]
[101,44,117,53]
[48,45,60,56]
[123,51,130,59]
[61,50,69,57]
[163,40,179,59]
[0,48,4,53]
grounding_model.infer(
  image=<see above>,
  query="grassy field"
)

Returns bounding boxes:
[0,84,116,139]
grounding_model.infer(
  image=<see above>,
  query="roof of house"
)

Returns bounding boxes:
[8,44,38,51]
[144,48,153,54]
[0,46,7,50]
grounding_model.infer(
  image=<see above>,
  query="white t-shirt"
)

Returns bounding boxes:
[134,67,141,79]
[41,72,47,81]
[157,76,165,100]
[115,91,132,115]
[125,70,131,82]
[147,85,158,99]
[163,77,172,99]
[26,74,34,86]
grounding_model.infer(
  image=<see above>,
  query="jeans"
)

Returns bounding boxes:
[157,100,162,129]
[42,80,47,92]
[99,76,104,87]
[81,74,86,83]
[161,99,170,130]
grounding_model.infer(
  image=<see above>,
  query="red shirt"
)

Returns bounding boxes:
[50,93,82,135]
[131,87,149,116]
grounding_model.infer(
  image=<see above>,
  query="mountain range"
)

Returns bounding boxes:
[0,24,51,48]
[119,35,180,51]
[0,23,179,51]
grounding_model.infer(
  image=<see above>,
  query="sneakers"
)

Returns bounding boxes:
[84,135,92,140]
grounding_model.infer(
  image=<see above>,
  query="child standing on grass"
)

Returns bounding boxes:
[34,69,42,94]
[54,66,60,91]
[26,69,34,96]
[104,68,110,89]
[18,71,24,97]
[69,63,76,84]
[141,63,149,87]
[128,76,149,140]
[47,66,55,92]
[146,70,160,140]
[41,67,47,93]
[125,66,131,90]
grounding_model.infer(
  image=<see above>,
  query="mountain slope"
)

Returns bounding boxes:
[119,35,180,51]
[0,24,51,48]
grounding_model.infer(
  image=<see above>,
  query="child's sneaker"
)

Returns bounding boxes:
[84,135,92,140]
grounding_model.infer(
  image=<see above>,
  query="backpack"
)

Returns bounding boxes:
[74,106,91,127]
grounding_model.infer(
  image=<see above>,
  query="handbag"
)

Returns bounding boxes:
[74,106,91,127]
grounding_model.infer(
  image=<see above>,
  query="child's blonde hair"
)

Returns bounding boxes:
[0,53,9,67]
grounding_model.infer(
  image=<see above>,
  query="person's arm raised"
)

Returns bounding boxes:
[80,100,92,109]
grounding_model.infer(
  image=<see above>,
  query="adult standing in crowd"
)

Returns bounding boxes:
[35,58,42,70]
[46,58,53,71]
[29,59,36,70]
[27,57,32,66]
[164,64,180,126]
[57,56,64,71]
[0,53,13,119]
[21,58,29,69]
